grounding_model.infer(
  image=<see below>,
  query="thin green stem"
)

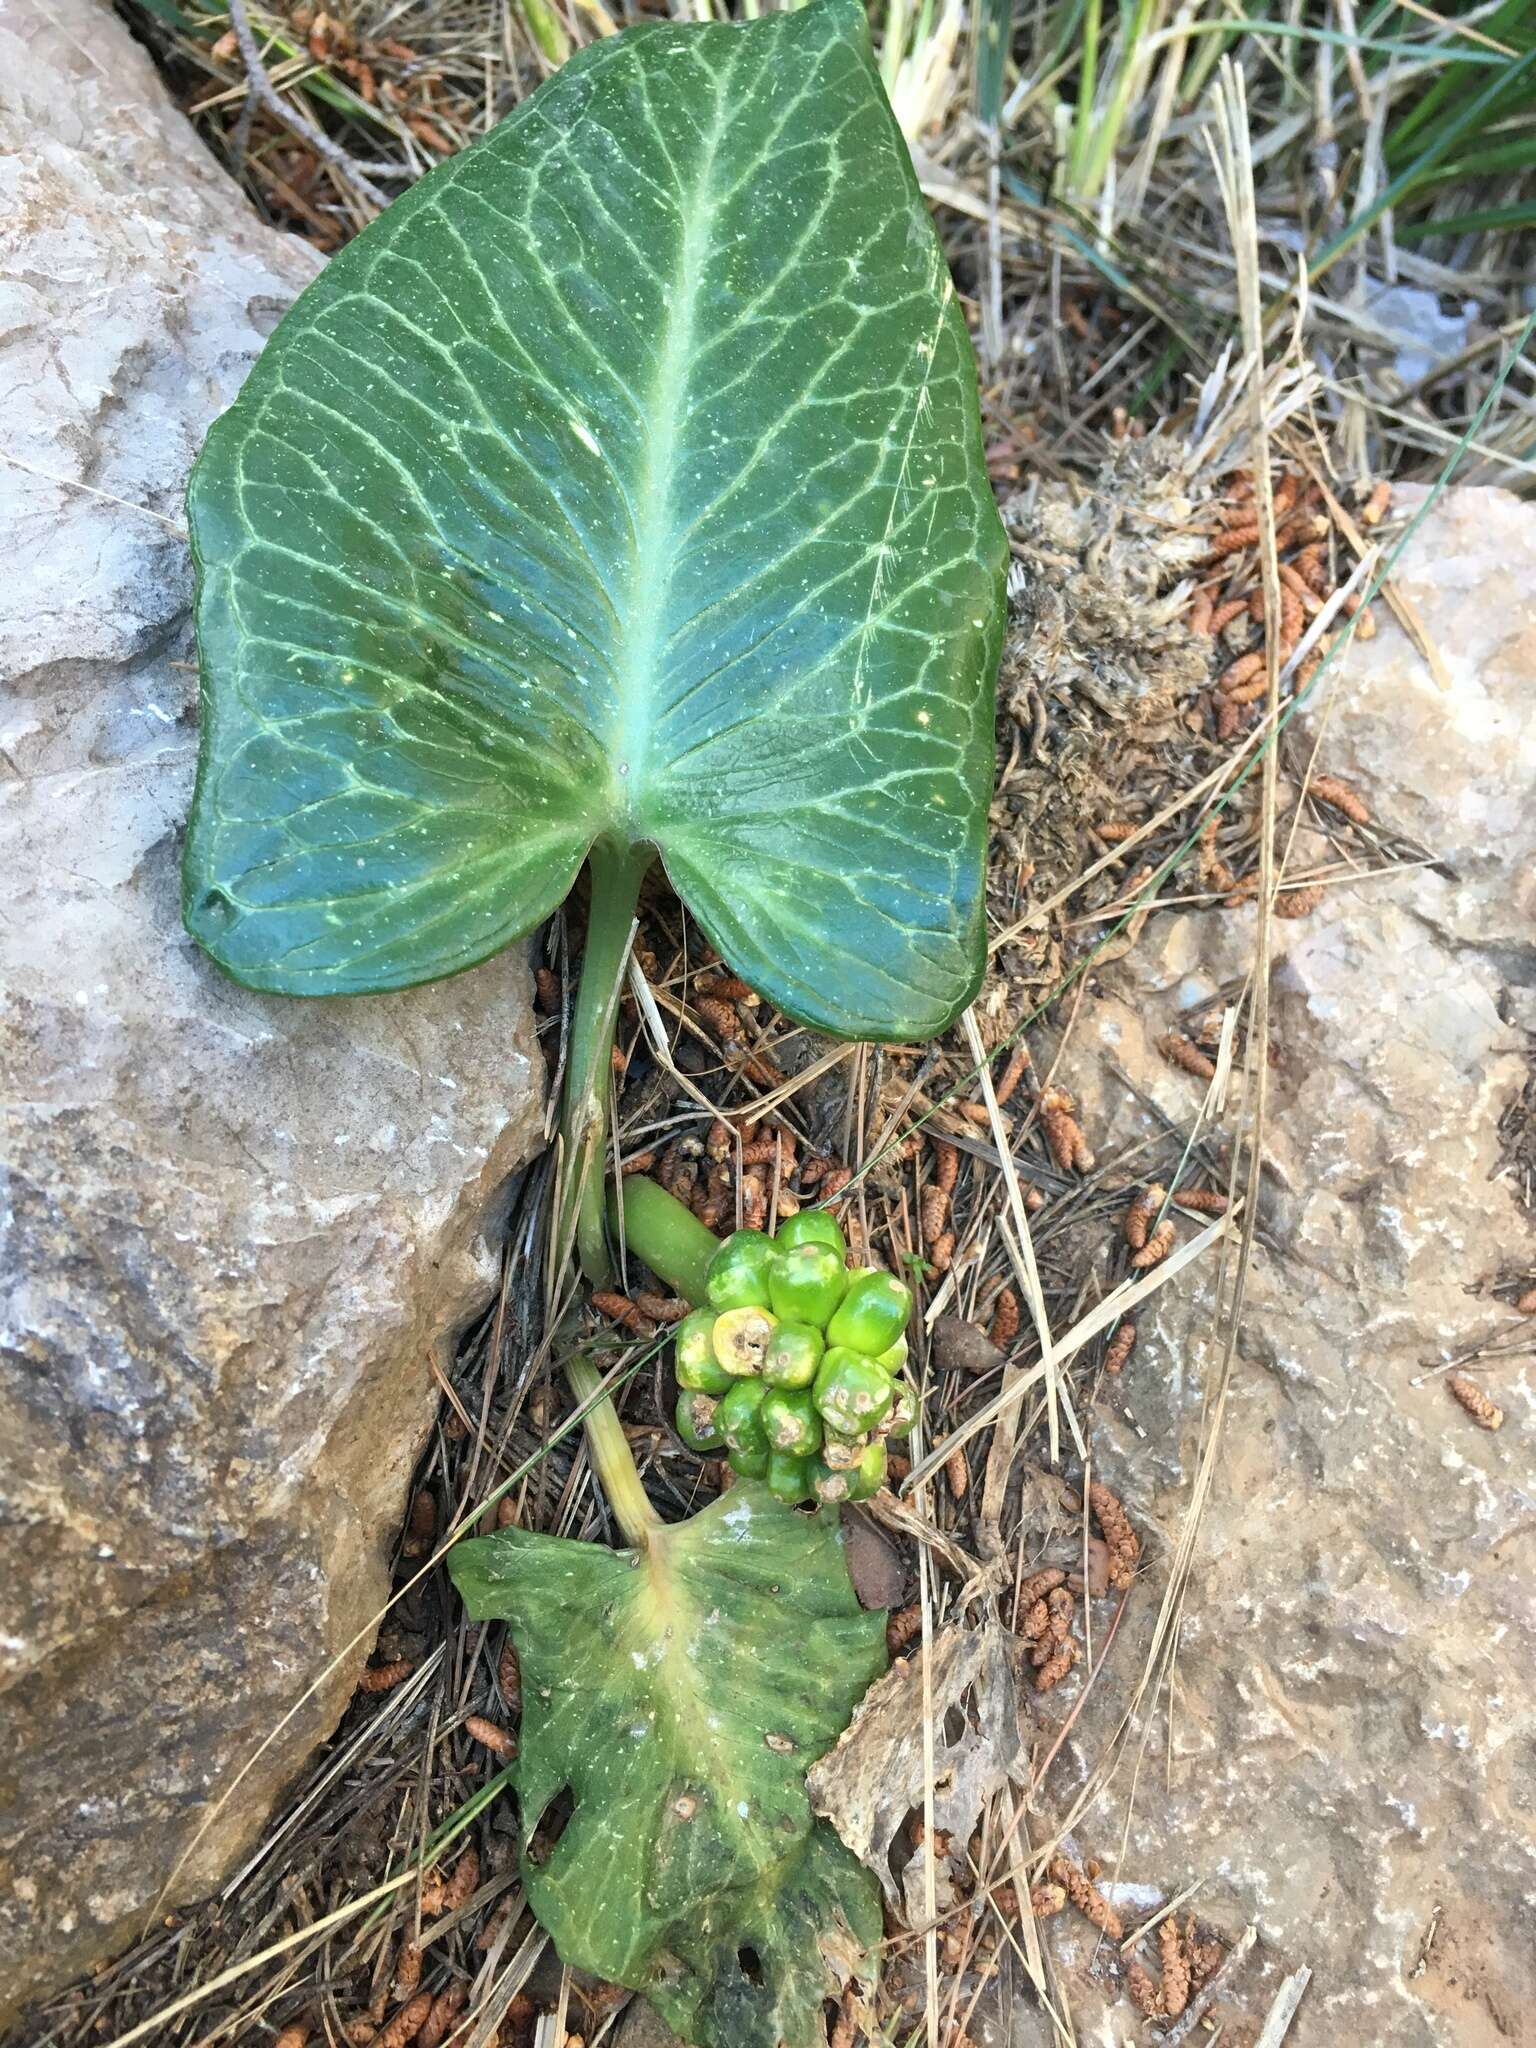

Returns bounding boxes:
[565,1355,663,1550]
[551,838,661,1551]
[571,1175,719,1554]
[556,838,653,1288]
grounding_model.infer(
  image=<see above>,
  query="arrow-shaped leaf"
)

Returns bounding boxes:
[183,0,1007,1039]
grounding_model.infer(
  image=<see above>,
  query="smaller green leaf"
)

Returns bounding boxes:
[450,1484,887,2048]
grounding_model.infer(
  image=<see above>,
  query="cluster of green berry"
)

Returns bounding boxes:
[672,1211,916,1506]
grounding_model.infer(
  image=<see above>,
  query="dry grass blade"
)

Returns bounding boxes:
[903,1208,1234,1492]
[961,1008,1070,1478]
[100,1864,436,2048]
[1119,1879,1206,1955]
[1253,1965,1314,2044]
[0,450,190,536]
[989,1789,1079,2046]
[1204,54,1285,1433]
[916,1449,941,2048]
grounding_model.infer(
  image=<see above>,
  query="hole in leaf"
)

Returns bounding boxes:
[889,1815,921,1890]
[527,1784,574,1866]
[736,1945,764,1986]
[196,886,235,931]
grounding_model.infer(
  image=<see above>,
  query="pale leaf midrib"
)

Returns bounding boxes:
[613,64,737,833]
[631,1524,761,1844]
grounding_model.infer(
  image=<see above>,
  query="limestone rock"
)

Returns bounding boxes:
[0,0,544,2014]
[1043,488,1536,2042]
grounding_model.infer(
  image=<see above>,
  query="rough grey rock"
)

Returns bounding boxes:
[1039,488,1536,2044]
[0,0,545,2014]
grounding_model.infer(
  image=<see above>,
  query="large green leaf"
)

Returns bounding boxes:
[449,1483,887,2046]
[183,0,1007,1039]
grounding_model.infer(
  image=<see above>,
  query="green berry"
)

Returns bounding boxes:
[674,1391,726,1453]
[728,1444,770,1480]
[760,1386,823,1457]
[762,1321,824,1390]
[874,1334,909,1376]
[767,1241,848,1329]
[814,1347,895,1435]
[706,1229,778,1311]
[716,1377,770,1459]
[766,1450,814,1505]
[880,1378,919,1439]
[820,1428,867,1471]
[807,1456,852,1505]
[675,1309,731,1393]
[846,1437,888,1501]
[774,1210,847,1260]
[711,1304,778,1377]
[826,1270,913,1356]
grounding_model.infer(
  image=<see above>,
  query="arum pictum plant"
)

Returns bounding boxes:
[182,0,1005,2035]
